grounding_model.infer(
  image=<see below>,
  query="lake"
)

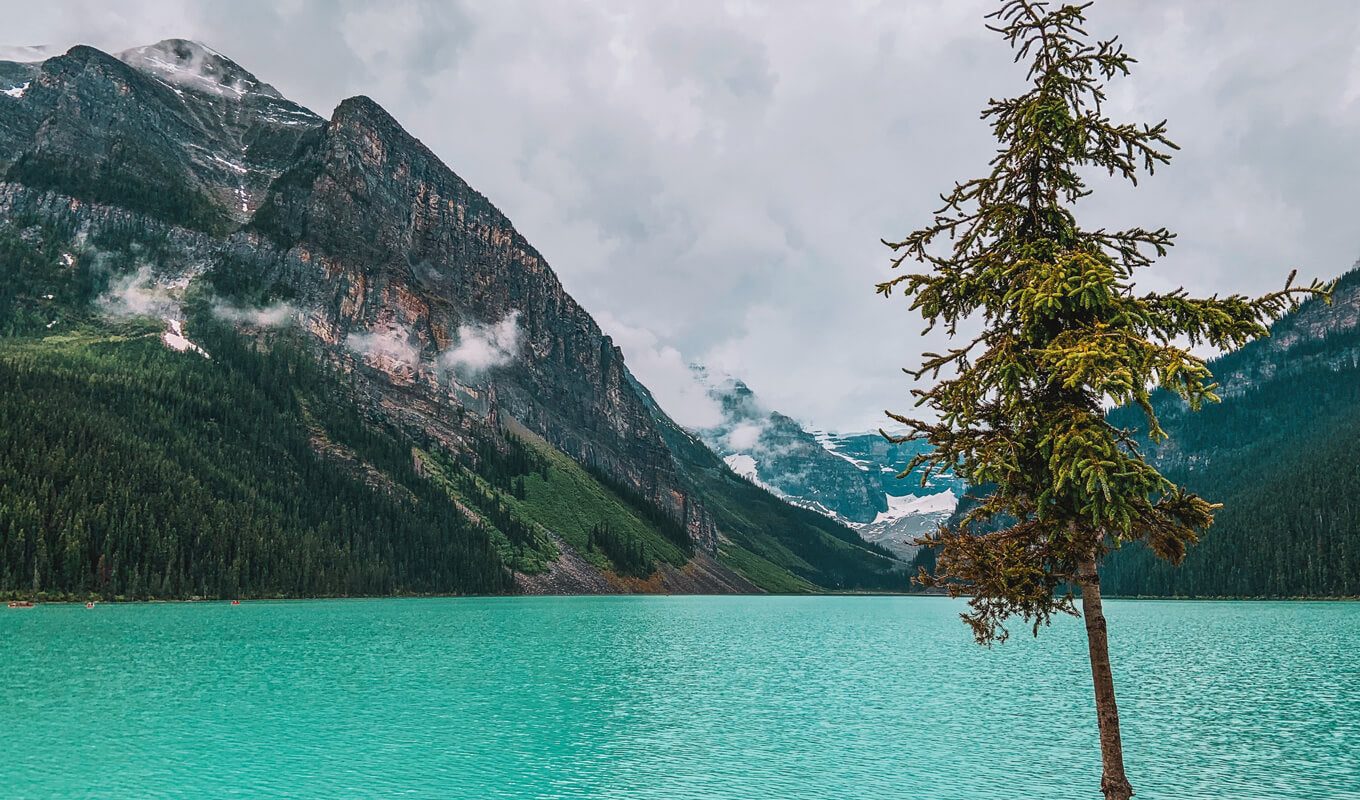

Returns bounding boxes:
[1,596,1355,800]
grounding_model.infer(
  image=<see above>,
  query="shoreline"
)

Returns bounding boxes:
[7,592,1358,605]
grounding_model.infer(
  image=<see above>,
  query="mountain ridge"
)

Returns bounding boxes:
[0,40,901,598]
[1095,265,1360,597]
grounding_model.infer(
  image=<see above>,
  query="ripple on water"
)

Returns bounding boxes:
[1,596,1357,800]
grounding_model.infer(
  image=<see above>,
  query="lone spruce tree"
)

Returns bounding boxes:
[878,2,1328,798]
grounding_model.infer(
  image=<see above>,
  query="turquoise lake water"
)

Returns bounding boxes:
[1,596,1356,800]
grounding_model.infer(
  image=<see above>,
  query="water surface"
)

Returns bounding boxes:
[2,596,1355,799]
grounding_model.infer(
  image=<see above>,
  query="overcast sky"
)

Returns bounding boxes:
[5,1,1360,432]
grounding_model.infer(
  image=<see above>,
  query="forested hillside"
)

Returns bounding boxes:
[0,215,708,599]
[0,321,514,599]
[1101,273,1360,597]
[0,212,897,600]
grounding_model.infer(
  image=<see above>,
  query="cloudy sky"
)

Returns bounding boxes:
[5,1,1360,432]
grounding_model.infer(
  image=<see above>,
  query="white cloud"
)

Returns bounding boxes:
[98,266,178,319]
[596,310,724,429]
[438,311,520,378]
[345,323,420,369]
[723,421,765,451]
[99,265,298,330]
[211,301,296,327]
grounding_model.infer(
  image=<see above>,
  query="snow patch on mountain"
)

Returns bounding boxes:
[117,40,283,100]
[812,430,872,471]
[870,490,956,525]
[163,318,210,359]
[2,82,29,99]
[788,498,839,518]
[723,453,778,493]
[724,453,757,479]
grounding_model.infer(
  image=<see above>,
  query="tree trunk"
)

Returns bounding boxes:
[1078,555,1134,800]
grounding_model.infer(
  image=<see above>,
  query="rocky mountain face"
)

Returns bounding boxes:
[691,370,962,560]
[0,41,320,234]
[245,90,719,546]
[0,41,897,593]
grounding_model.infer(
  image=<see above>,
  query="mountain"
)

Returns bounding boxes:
[0,41,900,600]
[690,368,963,560]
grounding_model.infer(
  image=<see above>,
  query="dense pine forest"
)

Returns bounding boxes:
[0,312,521,599]
[1100,281,1360,597]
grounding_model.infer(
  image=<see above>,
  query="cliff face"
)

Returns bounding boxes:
[247,95,711,543]
[1,41,902,588]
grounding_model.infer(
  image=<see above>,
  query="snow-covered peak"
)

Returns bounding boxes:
[117,39,283,100]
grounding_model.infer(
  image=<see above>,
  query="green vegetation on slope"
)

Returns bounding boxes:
[714,541,818,594]
[416,445,558,577]
[0,314,514,600]
[1101,335,1360,598]
[414,423,697,580]
[509,427,691,573]
[6,149,230,236]
[0,212,105,336]
[697,466,902,592]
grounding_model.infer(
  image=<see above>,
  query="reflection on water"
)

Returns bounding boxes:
[1,596,1356,800]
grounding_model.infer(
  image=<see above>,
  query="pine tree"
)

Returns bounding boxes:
[878,3,1328,797]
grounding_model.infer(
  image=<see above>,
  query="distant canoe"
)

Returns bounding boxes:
[7,601,34,608]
